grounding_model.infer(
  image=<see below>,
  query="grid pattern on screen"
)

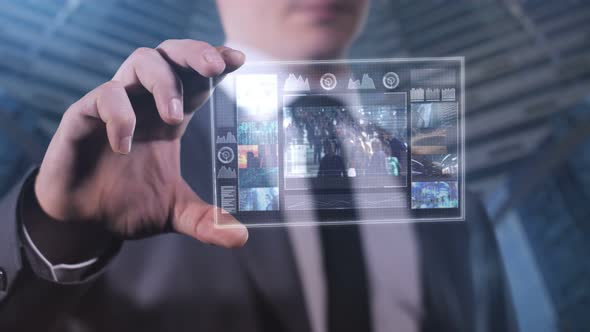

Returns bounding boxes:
[211,58,464,227]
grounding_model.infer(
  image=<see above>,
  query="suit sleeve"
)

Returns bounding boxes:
[0,169,120,331]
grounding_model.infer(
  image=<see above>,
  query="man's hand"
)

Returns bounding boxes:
[27,40,248,262]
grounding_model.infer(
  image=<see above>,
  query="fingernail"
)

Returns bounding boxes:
[225,49,245,61]
[119,136,132,154]
[169,98,183,121]
[203,50,223,64]
[240,226,249,243]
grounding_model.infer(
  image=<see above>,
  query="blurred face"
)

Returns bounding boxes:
[217,0,370,60]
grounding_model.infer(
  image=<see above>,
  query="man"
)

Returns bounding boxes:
[368,140,387,175]
[0,0,516,331]
[318,141,346,178]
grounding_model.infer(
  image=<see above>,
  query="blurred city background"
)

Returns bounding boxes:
[0,0,588,331]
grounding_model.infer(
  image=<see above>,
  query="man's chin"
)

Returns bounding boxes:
[293,36,349,60]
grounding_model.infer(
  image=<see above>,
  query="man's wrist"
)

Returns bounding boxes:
[19,172,119,265]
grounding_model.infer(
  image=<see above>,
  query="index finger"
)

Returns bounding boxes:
[156,39,245,79]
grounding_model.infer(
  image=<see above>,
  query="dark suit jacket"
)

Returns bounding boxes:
[0,103,517,332]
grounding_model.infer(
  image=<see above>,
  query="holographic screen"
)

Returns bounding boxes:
[211,58,465,227]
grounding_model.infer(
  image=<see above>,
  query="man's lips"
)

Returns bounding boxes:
[294,2,352,20]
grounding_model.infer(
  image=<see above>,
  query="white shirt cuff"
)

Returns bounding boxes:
[21,222,98,282]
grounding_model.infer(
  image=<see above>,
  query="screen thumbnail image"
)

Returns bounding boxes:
[411,181,458,209]
[412,153,459,180]
[411,103,458,129]
[239,168,279,188]
[237,121,278,145]
[411,127,458,155]
[283,104,408,179]
[238,145,278,169]
[239,187,280,211]
[236,74,278,122]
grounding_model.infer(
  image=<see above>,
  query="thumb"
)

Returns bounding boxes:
[173,180,248,248]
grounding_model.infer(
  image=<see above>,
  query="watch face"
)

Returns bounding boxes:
[210,58,465,227]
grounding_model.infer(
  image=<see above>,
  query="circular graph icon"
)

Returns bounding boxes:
[382,72,400,89]
[320,73,337,90]
[217,147,235,164]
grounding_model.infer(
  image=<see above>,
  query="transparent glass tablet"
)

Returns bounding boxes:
[211,58,465,227]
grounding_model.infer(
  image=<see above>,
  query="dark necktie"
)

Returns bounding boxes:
[302,96,372,332]
[288,95,372,331]
[320,224,373,332]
